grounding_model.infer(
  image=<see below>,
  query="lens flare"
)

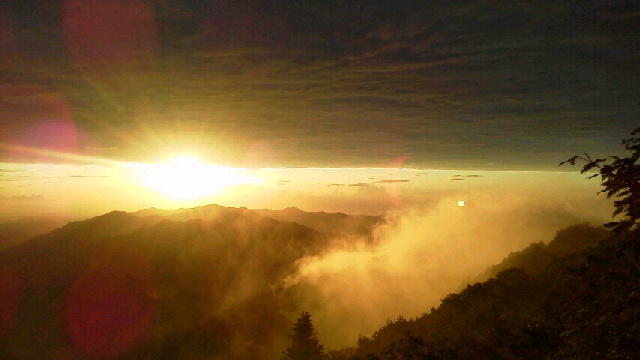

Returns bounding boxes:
[135,156,262,200]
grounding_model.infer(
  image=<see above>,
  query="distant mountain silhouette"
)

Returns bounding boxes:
[0,211,164,287]
[0,204,377,359]
[131,204,384,240]
[253,206,384,240]
[131,203,260,222]
[0,216,69,250]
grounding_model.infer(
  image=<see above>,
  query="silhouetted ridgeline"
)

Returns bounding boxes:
[0,205,380,359]
[0,216,69,251]
[254,207,384,241]
[333,225,640,360]
[132,204,384,241]
[473,223,610,282]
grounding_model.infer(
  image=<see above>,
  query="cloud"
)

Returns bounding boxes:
[348,183,369,187]
[2,1,638,169]
[283,186,611,349]
[82,146,119,150]
[375,179,410,184]
[450,174,483,181]
[0,194,45,201]
[0,169,25,173]
[69,175,110,178]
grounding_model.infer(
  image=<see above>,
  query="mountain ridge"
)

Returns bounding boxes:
[0,203,376,359]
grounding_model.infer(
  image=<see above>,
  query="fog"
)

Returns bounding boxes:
[283,187,612,349]
[0,170,618,358]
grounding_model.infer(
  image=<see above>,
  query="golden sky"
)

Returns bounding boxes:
[0,158,613,223]
[0,1,637,219]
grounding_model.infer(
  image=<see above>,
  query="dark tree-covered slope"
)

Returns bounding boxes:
[339,228,639,360]
[346,124,640,359]
[472,223,610,282]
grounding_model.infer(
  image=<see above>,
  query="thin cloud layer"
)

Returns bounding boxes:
[0,194,44,201]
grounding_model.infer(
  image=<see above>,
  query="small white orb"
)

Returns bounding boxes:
[457,200,465,207]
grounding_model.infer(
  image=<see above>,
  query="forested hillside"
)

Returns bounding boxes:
[473,223,610,281]
[329,226,639,359]
[329,127,640,359]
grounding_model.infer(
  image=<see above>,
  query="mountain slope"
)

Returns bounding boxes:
[473,223,610,282]
[253,206,384,240]
[0,216,70,250]
[131,204,384,240]
[0,205,343,360]
[339,226,640,360]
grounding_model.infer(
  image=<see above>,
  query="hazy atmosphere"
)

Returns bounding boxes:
[1,1,639,359]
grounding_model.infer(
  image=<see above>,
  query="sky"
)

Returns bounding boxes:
[0,0,638,218]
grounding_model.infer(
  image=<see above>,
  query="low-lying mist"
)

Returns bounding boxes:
[282,188,611,349]
[0,176,616,358]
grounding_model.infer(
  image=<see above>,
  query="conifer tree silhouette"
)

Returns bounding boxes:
[282,311,325,360]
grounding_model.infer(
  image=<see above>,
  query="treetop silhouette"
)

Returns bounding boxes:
[282,311,326,360]
[562,127,640,234]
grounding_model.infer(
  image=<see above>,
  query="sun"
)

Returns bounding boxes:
[136,156,260,200]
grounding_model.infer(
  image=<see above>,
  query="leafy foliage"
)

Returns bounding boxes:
[283,311,326,360]
[561,127,640,234]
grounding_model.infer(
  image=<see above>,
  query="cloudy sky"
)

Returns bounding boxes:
[2,0,639,169]
[0,0,638,218]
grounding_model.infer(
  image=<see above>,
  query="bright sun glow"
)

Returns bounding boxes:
[136,156,261,200]
[457,200,465,207]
